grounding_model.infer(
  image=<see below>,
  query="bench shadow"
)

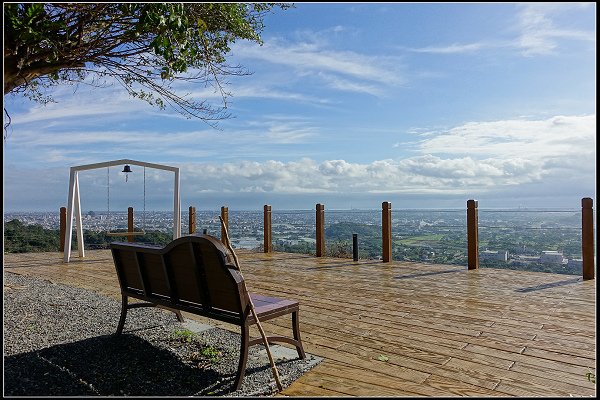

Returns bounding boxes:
[4,334,228,397]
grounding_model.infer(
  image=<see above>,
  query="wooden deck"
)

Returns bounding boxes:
[4,249,597,397]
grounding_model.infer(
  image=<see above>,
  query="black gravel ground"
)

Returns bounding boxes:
[3,272,322,397]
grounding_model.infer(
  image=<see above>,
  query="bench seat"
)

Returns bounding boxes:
[110,234,305,391]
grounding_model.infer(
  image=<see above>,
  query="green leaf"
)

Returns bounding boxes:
[377,355,389,362]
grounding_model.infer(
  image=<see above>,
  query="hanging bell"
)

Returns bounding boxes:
[122,165,132,182]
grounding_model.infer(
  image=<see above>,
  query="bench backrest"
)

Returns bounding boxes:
[110,234,249,324]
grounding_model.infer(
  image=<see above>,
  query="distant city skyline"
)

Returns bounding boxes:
[4,209,586,272]
[3,3,596,212]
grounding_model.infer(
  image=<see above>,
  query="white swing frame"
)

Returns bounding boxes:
[63,159,181,263]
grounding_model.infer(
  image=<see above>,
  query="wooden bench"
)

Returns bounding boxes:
[110,234,305,391]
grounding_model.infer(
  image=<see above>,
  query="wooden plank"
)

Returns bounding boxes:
[479,330,594,354]
[509,360,596,389]
[521,346,596,366]
[445,357,596,397]
[316,361,454,397]
[463,343,595,372]
[423,374,502,397]
[301,342,431,384]
[3,249,596,398]
[336,343,502,391]
[292,314,516,370]
[494,378,594,397]
[296,369,411,397]
[280,381,347,397]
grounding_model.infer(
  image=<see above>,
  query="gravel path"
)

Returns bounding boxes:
[3,272,321,397]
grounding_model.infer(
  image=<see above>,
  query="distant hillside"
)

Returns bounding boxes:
[3,219,172,253]
[4,219,60,253]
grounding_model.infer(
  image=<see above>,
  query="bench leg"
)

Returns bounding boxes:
[174,310,185,322]
[233,324,250,391]
[115,294,128,335]
[292,310,306,359]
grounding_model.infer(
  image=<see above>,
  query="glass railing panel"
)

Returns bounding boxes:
[4,207,595,278]
[478,209,584,275]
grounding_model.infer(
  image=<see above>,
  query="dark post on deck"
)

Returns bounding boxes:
[382,201,392,262]
[316,203,325,257]
[353,233,359,262]
[264,205,272,253]
[467,199,479,270]
[582,197,595,280]
[59,207,66,251]
[127,207,134,242]
[221,206,229,245]
[189,206,196,234]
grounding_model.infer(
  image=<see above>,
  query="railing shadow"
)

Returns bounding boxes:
[394,269,464,280]
[515,277,583,293]
[4,334,230,396]
[306,261,383,270]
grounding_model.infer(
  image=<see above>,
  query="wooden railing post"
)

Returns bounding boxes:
[221,206,229,245]
[189,206,196,234]
[582,197,595,280]
[467,199,479,270]
[316,203,325,257]
[382,201,392,262]
[264,204,272,253]
[127,206,134,242]
[59,206,66,251]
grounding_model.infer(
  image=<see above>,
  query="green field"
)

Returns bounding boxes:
[396,234,445,246]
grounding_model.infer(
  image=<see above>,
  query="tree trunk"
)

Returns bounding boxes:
[4,56,83,94]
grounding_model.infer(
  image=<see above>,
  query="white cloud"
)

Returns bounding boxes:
[407,4,594,58]
[8,111,594,201]
[168,114,596,197]
[5,114,595,211]
[232,86,331,104]
[232,36,405,95]
[6,86,148,126]
[516,3,595,56]
[5,112,321,168]
[410,42,485,54]
[316,72,384,96]
[414,115,596,163]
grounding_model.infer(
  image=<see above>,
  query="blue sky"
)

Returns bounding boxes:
[3,2,596,212]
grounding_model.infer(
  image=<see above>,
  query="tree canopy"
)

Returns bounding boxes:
[4,3,290,125]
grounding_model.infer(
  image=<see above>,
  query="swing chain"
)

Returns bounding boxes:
[143,166,146,230]
[107,166,110,231]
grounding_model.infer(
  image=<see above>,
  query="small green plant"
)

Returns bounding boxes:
[190,345,221,363]
[586,371,596,384]
[200,345,221,362]
[171,328,198,343]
